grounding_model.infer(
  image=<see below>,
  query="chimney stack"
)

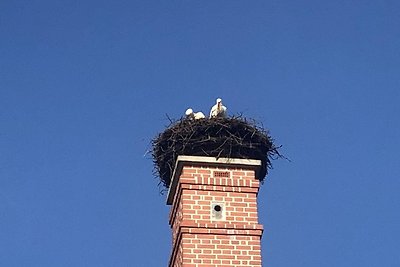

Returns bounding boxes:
[167,156,264,267]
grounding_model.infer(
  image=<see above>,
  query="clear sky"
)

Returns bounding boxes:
[1,1,399,266]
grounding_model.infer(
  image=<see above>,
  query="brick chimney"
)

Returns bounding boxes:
[167,155,264,267]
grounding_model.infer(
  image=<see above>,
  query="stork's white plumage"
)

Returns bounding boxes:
[185,108,205,120]
[209,98,227,118]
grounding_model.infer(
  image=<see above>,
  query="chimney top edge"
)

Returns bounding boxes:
[166,156,261,205]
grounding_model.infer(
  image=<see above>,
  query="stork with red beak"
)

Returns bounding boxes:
[209,98,227,118]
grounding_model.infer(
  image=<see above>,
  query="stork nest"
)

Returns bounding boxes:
[151,116,282,189]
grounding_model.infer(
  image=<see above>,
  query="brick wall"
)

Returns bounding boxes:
[167,157,263,267]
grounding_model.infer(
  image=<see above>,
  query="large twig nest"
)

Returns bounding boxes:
[151,115,282,188]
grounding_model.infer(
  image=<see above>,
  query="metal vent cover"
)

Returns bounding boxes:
[213,171,230,178]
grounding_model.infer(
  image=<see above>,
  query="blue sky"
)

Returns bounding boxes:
[1,1,400,266]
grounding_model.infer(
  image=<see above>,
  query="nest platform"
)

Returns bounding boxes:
[151,116,281,188]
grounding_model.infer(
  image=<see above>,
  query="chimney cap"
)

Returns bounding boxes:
[166,156,261,205]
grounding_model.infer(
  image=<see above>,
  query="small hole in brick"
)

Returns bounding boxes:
[214,205,222,212]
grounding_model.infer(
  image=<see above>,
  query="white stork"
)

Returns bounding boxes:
[209,98,227,118]
[185,108,206,120]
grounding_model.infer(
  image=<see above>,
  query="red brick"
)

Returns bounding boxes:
[168,162,263,267]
